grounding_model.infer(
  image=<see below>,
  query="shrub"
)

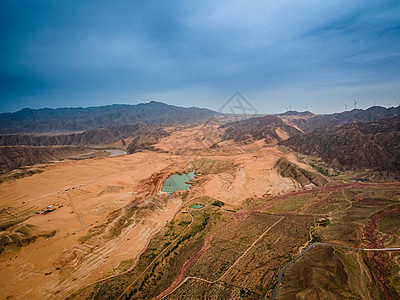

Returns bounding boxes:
[212,200,225,207]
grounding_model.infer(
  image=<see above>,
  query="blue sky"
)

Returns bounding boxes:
[1,1,400,114]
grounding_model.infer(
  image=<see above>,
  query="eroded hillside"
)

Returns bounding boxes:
[280,116,400,178]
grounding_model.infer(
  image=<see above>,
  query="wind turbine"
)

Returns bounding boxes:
[305,104,309,111]
[353,99,360,109]
[286,105,292,111]
[344,104,348,111]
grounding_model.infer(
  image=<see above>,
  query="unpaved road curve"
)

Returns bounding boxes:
[270,242,400,300]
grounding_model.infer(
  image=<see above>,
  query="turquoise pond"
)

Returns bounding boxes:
[162,171,198,193]
[190,204,204,209]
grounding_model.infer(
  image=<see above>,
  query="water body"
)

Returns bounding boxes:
[190,204,204,209]
[162,171,197,193]
[107,149,128,157]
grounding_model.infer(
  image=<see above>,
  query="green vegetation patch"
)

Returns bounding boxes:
[309,162,340,177]
[315,218,330,227]
[267,194,311,213]
[212,200,225,207]
[378,212,400,234]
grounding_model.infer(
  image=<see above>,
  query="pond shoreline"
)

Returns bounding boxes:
[162,171,199,193]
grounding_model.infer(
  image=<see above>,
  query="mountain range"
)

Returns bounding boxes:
[0,123,167,147]
[281,105,400,132]
[1,102,399,176]
[219,105,400,176]
[0,101,218,134]
[280,115,400,177]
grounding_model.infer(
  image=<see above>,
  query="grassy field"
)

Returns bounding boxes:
[378,212,400,234]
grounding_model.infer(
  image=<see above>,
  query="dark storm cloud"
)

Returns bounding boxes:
[1,1,400,113]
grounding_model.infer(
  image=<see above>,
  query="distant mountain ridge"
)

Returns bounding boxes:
[0,123,168,147]
[0,101,219,134]
[279,106,400,132]
[220,106,400,177]
[280,115,400,176]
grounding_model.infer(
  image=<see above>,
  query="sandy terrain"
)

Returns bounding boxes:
[198,146,298,206]
[154,124,224,154]
[0,124,305,299]
[0,152,182,299]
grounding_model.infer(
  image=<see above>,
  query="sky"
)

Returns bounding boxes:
[1,1,400,114]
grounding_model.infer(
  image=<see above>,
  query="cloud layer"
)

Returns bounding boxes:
[1,1,400,113]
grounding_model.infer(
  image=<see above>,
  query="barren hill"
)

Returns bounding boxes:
[281,106,400,132]
[221,115,302,143]
[280,115,400,176]
[0,146,91,173]
[0,123,168,147]
[274,157,328,187]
